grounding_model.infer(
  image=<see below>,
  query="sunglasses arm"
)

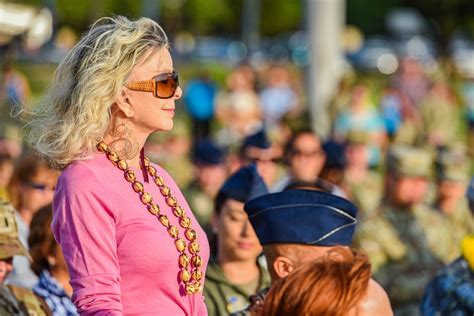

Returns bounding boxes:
[126,80,156,94]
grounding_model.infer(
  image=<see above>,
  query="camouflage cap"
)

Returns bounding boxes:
[346,129,371,145]
[388,145,433,178]
[0,122,22,143]
[436,147,470,182]
[0,199,30,261]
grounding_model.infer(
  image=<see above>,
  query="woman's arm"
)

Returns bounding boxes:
[52,167,122,315]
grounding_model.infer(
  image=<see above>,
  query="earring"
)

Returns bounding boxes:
[108,117,139,160]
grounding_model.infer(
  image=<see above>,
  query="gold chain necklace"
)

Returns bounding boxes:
[97,141,203,295]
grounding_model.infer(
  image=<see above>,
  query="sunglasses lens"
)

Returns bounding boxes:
[155,72,179,98]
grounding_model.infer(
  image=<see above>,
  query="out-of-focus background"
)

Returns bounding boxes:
[1,1,474,315]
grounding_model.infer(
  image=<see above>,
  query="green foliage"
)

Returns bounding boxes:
[261,0,302,35]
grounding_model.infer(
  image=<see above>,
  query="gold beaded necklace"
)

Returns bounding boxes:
[97,141,203,295]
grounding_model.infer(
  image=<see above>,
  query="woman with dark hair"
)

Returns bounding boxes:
[7,154,59,289]
[204,164,270,315]
[29,204,77,315]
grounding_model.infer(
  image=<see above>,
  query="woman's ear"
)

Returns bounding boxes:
[115,88,134,118]
[273,256,295,280]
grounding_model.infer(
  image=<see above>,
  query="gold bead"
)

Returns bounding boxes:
[159,215,170,227]
[117,160,128,171]
[175,238,187,252]
[148,203,160,215]
[154,176,165,187]
[107,152,119,162]
[194,281,202,293]
[192,255,203,268]
[97,142,109,152]
[185,283,195,295]
[166,196,177,207]
[143,157,150,167]
[192,270,202,281]
[180,269,191,282]
[160,186,170,196]
[167,225,179,239]
[188,241,200,254]
[132,181,144,193]
[173,206,185,218]
[185,229,197,241]
[140,192,153,205]
[125,170,136,183]
[147,166,157,177]
[179,253,190,268]
[180,216,191,228]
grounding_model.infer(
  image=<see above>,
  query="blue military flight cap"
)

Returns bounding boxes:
[192,139,225,165]
[241,129,271,151]
[244,189,358,246]
[323,140,346,169]
[218,164,268,203]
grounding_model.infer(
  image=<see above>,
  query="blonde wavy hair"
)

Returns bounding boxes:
[24,16,169,170]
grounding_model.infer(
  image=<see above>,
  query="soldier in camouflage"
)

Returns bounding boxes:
[355,145,458,316]
[0,198,51,316]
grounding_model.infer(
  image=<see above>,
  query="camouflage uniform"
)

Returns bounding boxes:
[434,148,474,245]
[343,130,384,218]
[0,199,51,316]
[204,257,270,316]
[355,146,458,316]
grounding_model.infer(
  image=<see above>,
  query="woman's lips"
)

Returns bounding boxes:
[237,242,255,249]
[163,108,175,116]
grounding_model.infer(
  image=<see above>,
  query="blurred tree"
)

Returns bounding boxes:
[347,0,401,35]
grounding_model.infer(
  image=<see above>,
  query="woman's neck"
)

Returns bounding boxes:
[18,208,34,226]
[217,255,260,285]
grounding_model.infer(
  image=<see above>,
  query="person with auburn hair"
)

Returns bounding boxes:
[258,247,392,316]
[231,188,392,316]
[24,16,209,315]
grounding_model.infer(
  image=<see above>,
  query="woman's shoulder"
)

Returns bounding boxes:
[58,154,114,189]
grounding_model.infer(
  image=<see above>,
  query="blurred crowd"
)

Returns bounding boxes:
[0,54,473,315]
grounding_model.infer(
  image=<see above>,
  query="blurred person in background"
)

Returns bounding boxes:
[185,139,228,235]
[236,189,359,315]
[7,154,59,289]
[184,72,216,142]
[343,130,384,218]
[204,164,270,315]
[145,120,194,188]
[258,65,300,129]
[433,147,474,245]
[333,84,386,167]
[215,65,262,147]
[420,80,464,147]
[257,247,393,316]
[24,16,210,314]
[0,198,51,315]
[0,123,23,160]
[272,129,326,192]
[0,62,31,117]
[319,139,347,196]
[238,129,281,187]
[391,57,430,108]
[29,204,77,315]
[421,177,474,316]
[355,146,458,316]
[380,86,421,145]
[0,154,14,200]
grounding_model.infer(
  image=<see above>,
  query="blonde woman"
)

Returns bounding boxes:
[25,16,209,315]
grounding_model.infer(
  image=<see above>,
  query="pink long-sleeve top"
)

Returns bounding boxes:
[52,153,210,315]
